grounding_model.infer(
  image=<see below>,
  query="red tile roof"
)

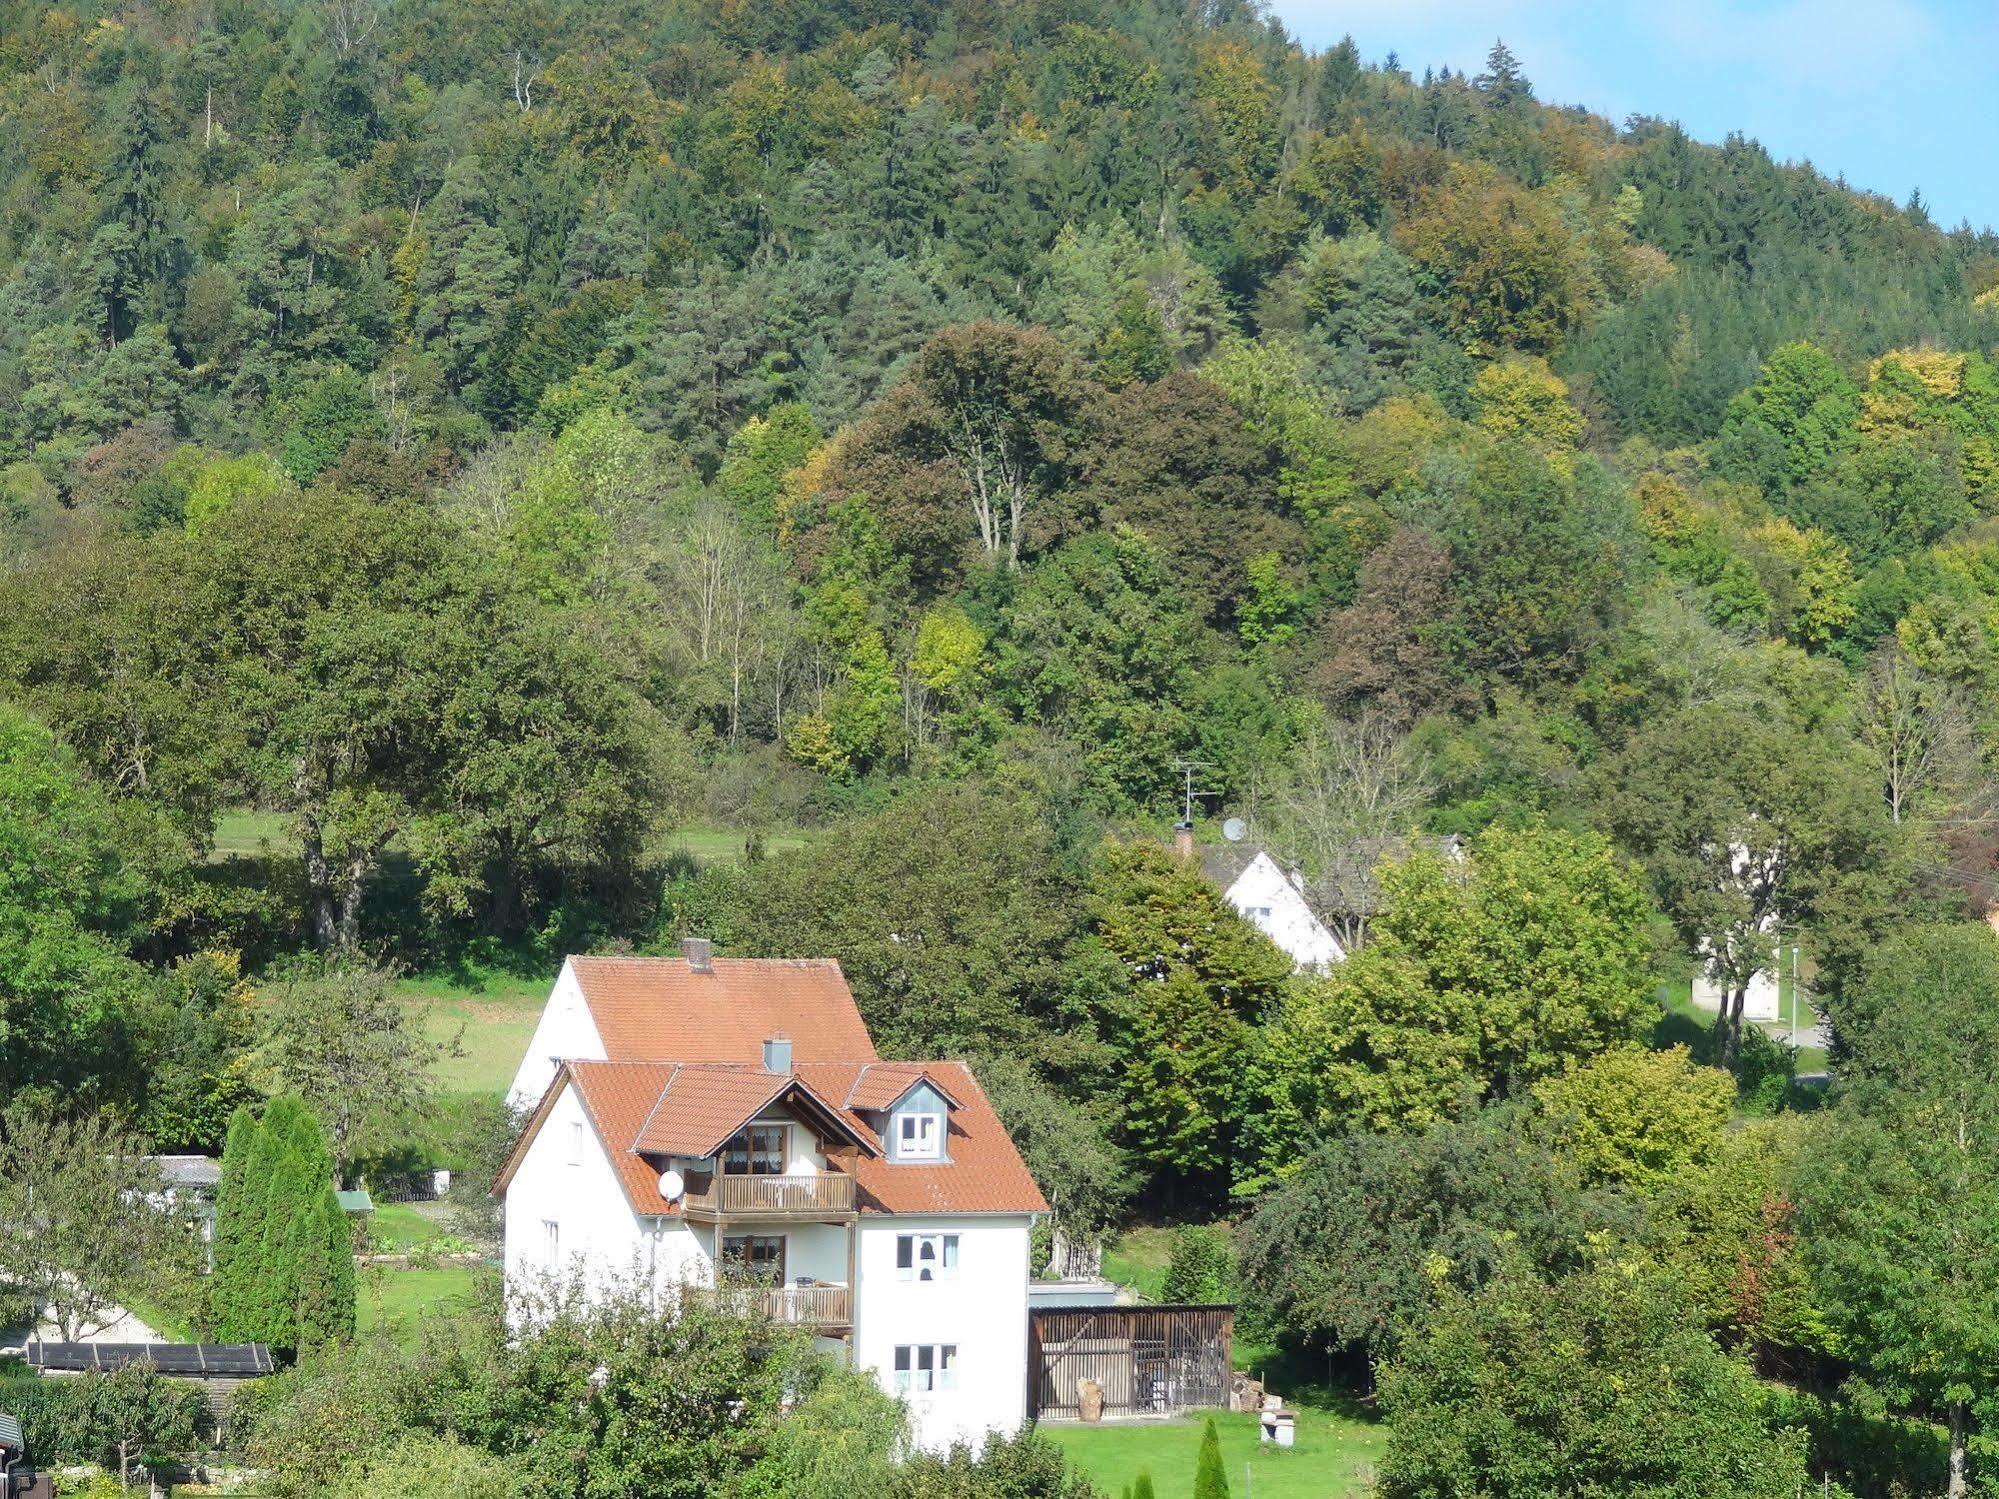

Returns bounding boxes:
[499,953,1040,1218]
[836,1062,963,1112]
[804,1060,1047,1217]
[567,956,878,1066]
[499,1057,1045,1218]
[632,1065,874,1159]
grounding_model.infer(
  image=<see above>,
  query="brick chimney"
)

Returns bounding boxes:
[681,936,714,974]
[1173,822,1195,863]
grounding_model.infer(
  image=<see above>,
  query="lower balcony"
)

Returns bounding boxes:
[707,1280,853,1330]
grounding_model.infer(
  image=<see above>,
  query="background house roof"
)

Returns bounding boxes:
[567,955,879,1065]
[143,1155,222,1189]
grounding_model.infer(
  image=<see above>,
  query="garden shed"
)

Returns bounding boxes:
[1028,1305,1233,1421]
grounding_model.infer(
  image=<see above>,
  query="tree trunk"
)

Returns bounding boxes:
[336,851,371,950]
[1717,981,1748,1066]
[301,820,339,951]
[1948,1401,1969,1499]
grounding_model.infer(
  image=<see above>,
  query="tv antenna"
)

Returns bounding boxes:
[1172,759,1218,828]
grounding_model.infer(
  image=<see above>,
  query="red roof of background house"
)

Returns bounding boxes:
[567,956,879,1065]
[497,1057,1046,1218]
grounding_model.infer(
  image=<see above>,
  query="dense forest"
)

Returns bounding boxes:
[6,0,1999,1492]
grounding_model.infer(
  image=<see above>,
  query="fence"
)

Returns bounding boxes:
[1029,1305,1234,1420]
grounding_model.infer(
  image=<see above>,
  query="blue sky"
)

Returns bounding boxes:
[1268,0,1998,233]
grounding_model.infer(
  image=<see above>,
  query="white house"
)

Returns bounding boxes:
[1692,955,1785,1022]
[495,941,1046,1454]
[1197,846,1346,971]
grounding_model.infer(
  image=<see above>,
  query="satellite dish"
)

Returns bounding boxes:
[1222,817,1248,843]
[657,1168,685,1202]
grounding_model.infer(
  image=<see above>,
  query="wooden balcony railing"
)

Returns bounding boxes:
[681,1172,855,1219]
[709,1281,853,1328]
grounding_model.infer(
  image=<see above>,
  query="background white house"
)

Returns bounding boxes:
[496,942,1046,1454]
[1196,845,1347,970]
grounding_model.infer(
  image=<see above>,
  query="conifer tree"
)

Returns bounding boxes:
[1133,1473,1157,1499]
[1194,1417,1229,1499]
[211,1096,354,1354]
[208,1107,260,1338]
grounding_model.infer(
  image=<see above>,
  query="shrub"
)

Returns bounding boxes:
[1193,1416,1229,1499]
[1161,1225,1234,1305]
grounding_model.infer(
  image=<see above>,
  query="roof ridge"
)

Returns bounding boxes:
[629,1063,684,1155]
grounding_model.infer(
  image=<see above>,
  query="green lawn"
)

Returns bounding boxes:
[356,1263,490,1340]
[1045,1406,1386,1499]
[1660,970,1828,1075]
[1102,1226,1175,1303]
[366,1201,456,1253]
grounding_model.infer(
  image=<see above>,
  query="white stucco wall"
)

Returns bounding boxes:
[506,961,606,1111]
[1692,963,1782,1022]
[1226,852,1346,971]
[504,1080,654,1302]
[852,1216,1031,1454]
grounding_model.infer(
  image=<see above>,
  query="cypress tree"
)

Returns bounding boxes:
[222,1101,292,1343]
[294,1187,356,1352]
[1133,1474,1157,1499]
[1194,1417,1229,1499]
[209,1106,258,1338]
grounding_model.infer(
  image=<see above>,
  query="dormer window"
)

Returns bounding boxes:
[896,1110,942,1160]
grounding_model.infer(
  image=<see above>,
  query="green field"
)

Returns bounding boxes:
[356,1263,490,1340]
[1045,1407,1386,1499]
[665,824,811,863]
[396,968,548,1099]
[211,807,288,861]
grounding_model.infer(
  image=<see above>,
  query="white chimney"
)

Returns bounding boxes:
[682,936,714,974]
[762,1035,793,1075]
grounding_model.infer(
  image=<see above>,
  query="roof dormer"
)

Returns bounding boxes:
[885,1079,955,1164]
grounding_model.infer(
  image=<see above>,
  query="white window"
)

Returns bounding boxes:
[892,1343,959,1393]
[569,1120,585,1165]
[1247,905,1272,921]
[542,1218,561,1271]
[895,1233,959,1281]
[896,1111,942,1160]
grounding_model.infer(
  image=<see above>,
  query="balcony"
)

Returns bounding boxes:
[708,1280,853,1330]
[681,1172,857,1222]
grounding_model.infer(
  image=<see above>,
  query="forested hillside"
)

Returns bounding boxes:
[7,1,1999,1490]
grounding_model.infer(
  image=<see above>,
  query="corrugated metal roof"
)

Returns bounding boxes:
[24,1343,274,1376]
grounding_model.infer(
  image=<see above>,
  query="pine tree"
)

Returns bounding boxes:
[1194,1417,1229,1499]
[1133,1474,1157,1499]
